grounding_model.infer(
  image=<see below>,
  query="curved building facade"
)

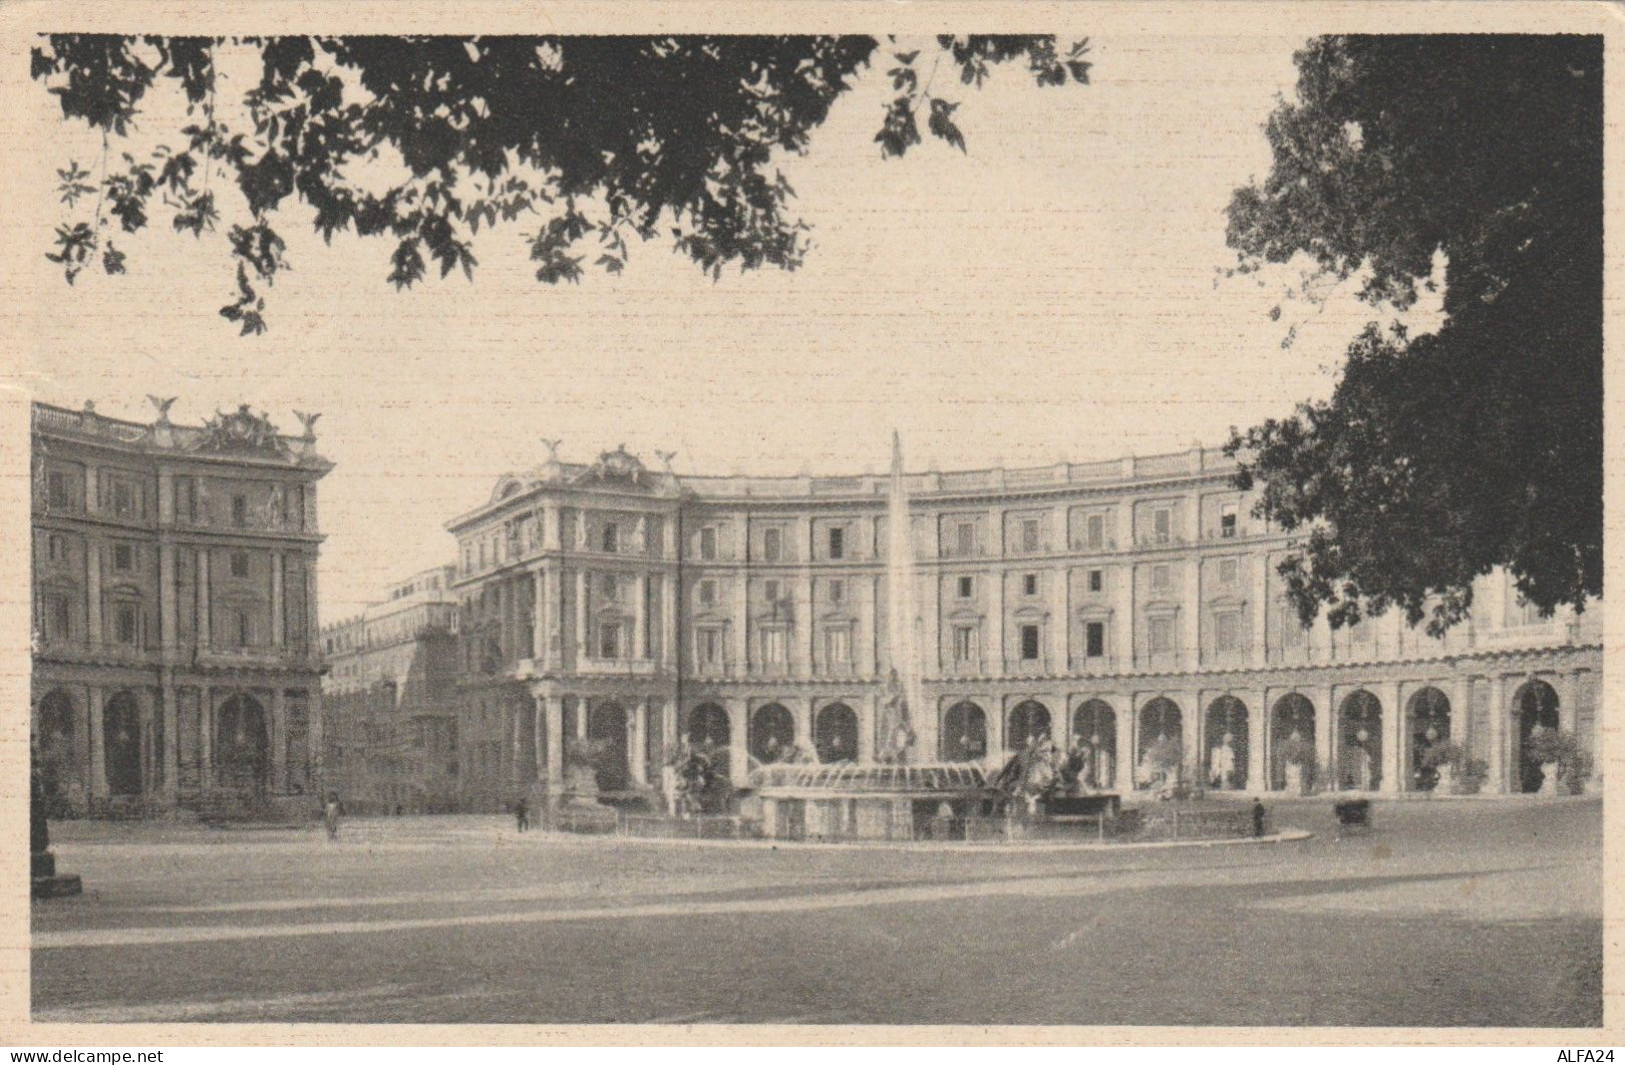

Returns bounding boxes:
[444,444,1600,807]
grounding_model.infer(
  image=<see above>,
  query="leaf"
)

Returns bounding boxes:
[928,98,965,152]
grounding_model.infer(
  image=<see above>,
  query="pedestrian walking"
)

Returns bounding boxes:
[1251,797,1266,838]
[324,792,342,841]
[515,797,529,833]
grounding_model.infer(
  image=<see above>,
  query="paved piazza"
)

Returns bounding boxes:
[33,799,1600,1027]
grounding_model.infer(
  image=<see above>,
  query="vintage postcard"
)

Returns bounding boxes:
[1,0,1616,1047]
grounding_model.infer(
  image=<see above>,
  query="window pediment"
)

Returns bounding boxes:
[1206,595,1247,611]
[946,606,984,622]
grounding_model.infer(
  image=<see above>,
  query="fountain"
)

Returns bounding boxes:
[748,434,998,841]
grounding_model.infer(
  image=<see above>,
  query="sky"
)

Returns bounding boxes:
[15,32,1438,622]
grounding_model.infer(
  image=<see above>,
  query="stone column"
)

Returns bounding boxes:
[1250,556,1269,667]
[532,569,548,662]
[199,685,213,787]
[1375,680,1402,794]
[796,699,815,752]
[575,569,589,663]
[305,559,319,650]
[270,688,288,791]
[856,694,877,766]
[531,695,546,786]
[158,543,177,654]
[1245,689,1268,794]
[661,699,677,752]
[271,552,285,647]
[1488,673,1508,794]
[196,550,211,649]
[727,700,749,783]
[634,575,649,660]
[162,685,179,804]
[1179,691,1200,786]
[1312,686,1334,791]
[544,696,564,794]
[630,700,648,786]
[510,703,524,793]
[574,695,589,741]
[86,542,102,648]
[88,687,107,800]
[660,572,677,668]
[988,572,1006,677]
[1051,564,1069,671]
[1452,673,1473,755]
[733,574,750,678]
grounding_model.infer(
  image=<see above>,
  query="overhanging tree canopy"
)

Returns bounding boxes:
[32,34,1090,333]
[1224,34,1602,634]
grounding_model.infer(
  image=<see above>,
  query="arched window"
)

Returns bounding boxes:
[750,703,795,764]
[815,703,859,763]
[1071,699,1117,789]
[1337,690,1383,791]
[1007,700,1051,750]
[942,701,987,762]
[688,703,730,751]
[1203,695,1249,790]
[1270,693,1316,790]
[216,693,269,790]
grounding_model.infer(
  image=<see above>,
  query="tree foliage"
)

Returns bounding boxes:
[32,34,1089,334]
[1224,35,1602,634]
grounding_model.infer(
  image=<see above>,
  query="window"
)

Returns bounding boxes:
[956,522,975,556]
[953,625,977,663]
[231,495,248,528]
[1020,624,1041,661]
[1152,564,1171,592]
[698,628,722,668]
[1219,558,1239,585]
[699,526,717,561]
[1149,615,1175,655]
[230,552,249,578]
[602,522,618,553]
[599,623,621,660]
[47,471,71,510]
[957,575,974,599]
[116,603,139,645]
[1215,612,1240,653]
[763,527,782,563]
[236,609,251,647]
[764,579,780,602]
[1086,514,1105,549]
[1022,519,1040,552]
[175,477,197,522]
[1220,503,1238,539]
[1023,573,1038,597]
[45,594,71,641]
[824,627,851,666]
[113,544,133,571]
[1088,569,1103,593]
[1086,621,1106,658]
[601,574,619,600]
[1280,611,1306,647]
[762,627,787,666]
[1153,508,1171,544]
[698,580,716,607]
[828,526,845,560]
[113,481,134,517]
[46,535,65,563]
[829,579,844,605]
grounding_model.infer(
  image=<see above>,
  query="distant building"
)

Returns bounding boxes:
[30,400,332,818]
[440,443,1599,806]
[319,566,460,813]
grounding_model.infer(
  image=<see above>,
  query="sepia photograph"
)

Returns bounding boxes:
[6,2,1611,1041]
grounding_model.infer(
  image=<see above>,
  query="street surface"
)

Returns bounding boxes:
[33,798,1601,1026]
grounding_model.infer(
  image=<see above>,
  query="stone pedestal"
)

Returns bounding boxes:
[32,751,81,899]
